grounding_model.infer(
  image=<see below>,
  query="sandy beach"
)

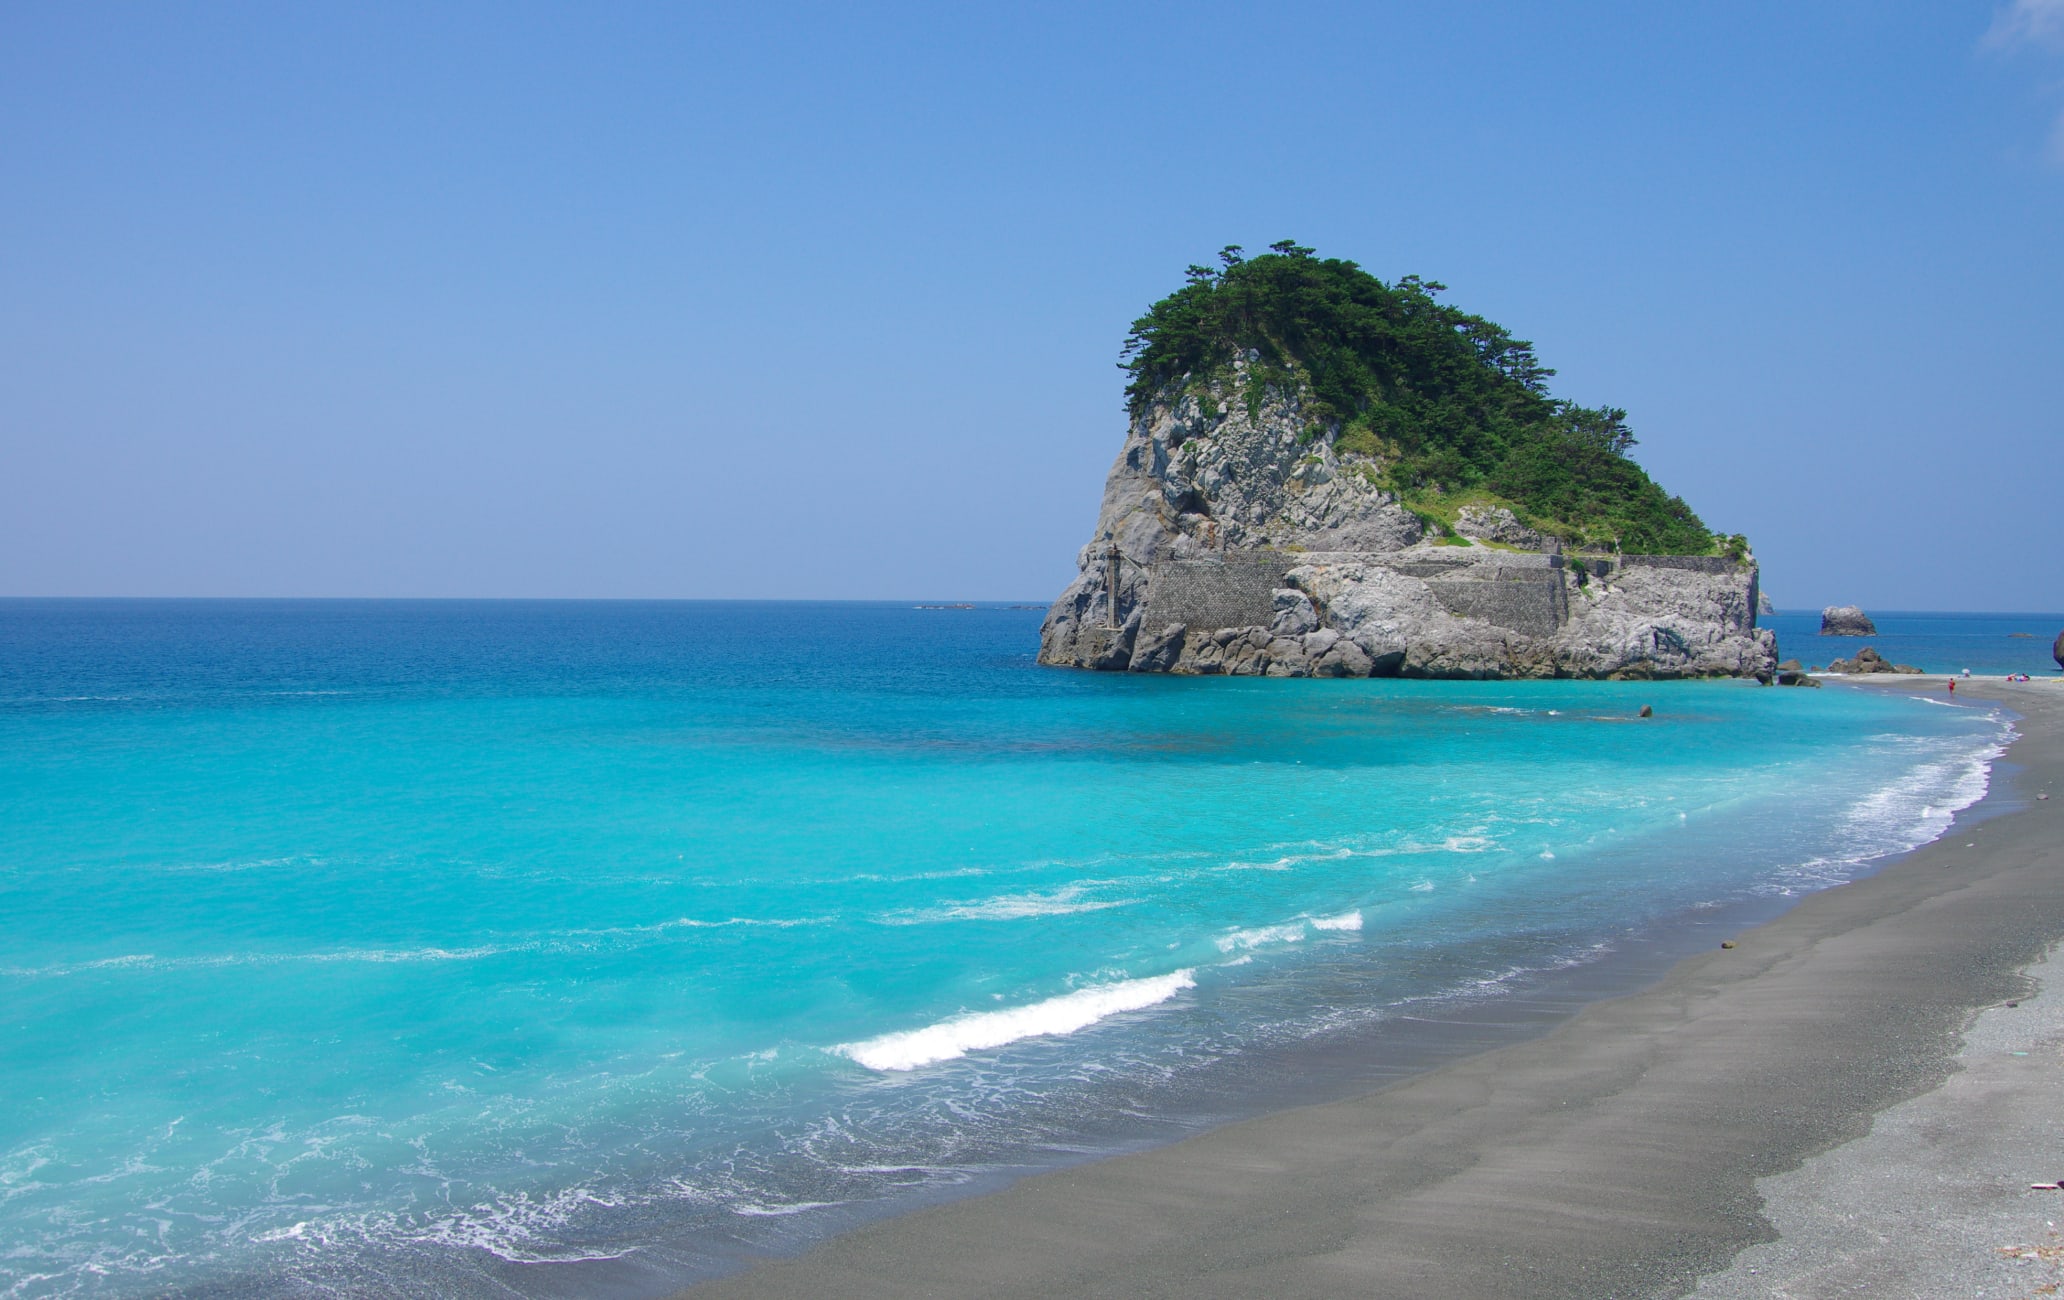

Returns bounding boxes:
[684,677,2064,1299]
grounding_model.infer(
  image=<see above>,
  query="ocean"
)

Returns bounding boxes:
[0,599,2040,1298]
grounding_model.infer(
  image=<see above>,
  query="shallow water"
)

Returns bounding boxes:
[0,600,2012,1297]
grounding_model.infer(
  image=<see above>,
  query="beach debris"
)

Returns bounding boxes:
[1639,704,1654,718]
[2030,1182,2063,1192]
[1719,940,1737,949]
[1999,1239,2064,1263]
[2040,793,2051,801]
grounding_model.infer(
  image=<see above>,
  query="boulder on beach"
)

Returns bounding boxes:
[1820,605,1877,637]
[1826,647,1921,675]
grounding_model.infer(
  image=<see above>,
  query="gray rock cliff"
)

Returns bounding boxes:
[1038,376,1776,681]
[1820,605,1877,637]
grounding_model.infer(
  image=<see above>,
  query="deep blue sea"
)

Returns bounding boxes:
[0,600,2042,1298]
[1760,608,2064,676]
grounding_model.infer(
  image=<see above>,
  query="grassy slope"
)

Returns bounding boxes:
[1121,246,1727,556]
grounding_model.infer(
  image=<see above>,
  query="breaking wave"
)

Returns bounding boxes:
[837,970,1197,1071]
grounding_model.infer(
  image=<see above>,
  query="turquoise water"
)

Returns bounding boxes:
[0,600,2012,1297]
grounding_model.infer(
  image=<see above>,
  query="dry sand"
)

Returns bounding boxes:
[682,678,2064,1300]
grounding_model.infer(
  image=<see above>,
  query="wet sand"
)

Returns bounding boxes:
[682,678,2064,1300]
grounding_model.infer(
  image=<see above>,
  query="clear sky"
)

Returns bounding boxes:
[3,1,2059,610]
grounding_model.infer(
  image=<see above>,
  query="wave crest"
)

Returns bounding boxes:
[837,971,1196,1071]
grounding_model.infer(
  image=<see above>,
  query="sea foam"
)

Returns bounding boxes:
[837,970,1197,1071]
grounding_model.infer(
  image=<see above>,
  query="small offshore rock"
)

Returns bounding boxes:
[1820,605,1878,636]
[1774,658,1819,686]
[1639,704,1654,718]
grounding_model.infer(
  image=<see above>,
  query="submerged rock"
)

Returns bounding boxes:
[1820,605,1878,637]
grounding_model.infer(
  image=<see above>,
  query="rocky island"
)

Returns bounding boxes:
[1820,605,1878,636]
[1038,244,1775,680]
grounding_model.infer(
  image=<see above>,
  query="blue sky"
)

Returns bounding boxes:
[3,1,2059,609]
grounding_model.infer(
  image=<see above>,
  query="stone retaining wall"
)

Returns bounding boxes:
[1135,549,1734,641]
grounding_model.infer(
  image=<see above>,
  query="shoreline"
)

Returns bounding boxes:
[679,677,2063,1299]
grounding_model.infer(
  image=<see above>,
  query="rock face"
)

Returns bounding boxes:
[1826,647,1921,675]
[1820,605,1877,637]
[1037,372,1776,681]
[2055,630,2064,671]
[1453,505,1548,550]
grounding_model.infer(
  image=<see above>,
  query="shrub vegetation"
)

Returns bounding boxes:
[1119,243,1719,555]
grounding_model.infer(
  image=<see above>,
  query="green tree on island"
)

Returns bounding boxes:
[1119,245,1718,556]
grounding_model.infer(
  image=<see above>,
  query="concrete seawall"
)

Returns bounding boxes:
[1137,548,1610,641]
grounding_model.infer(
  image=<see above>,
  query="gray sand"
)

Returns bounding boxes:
[684,680,2064,1300]
[1692,945,2064,1298]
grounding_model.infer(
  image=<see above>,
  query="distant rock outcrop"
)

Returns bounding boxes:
[1820,605,1878,637]
[1757,591,1776,616]
[1037,366,1775,681]
[1826,647,1921,675]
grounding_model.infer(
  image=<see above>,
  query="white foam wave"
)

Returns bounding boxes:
[1216,845,1356,873]
[1217,908,1367,952]
[2,916,843,980]
[1759,715,2010,896]
[732,1199,846,1217]
[0,953,157,979]
[837,970,1196,1071]
[1216,922,1307,952]
[1843,731,2003,850]
[883,884,1134,924]
[933,894,1133,921]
